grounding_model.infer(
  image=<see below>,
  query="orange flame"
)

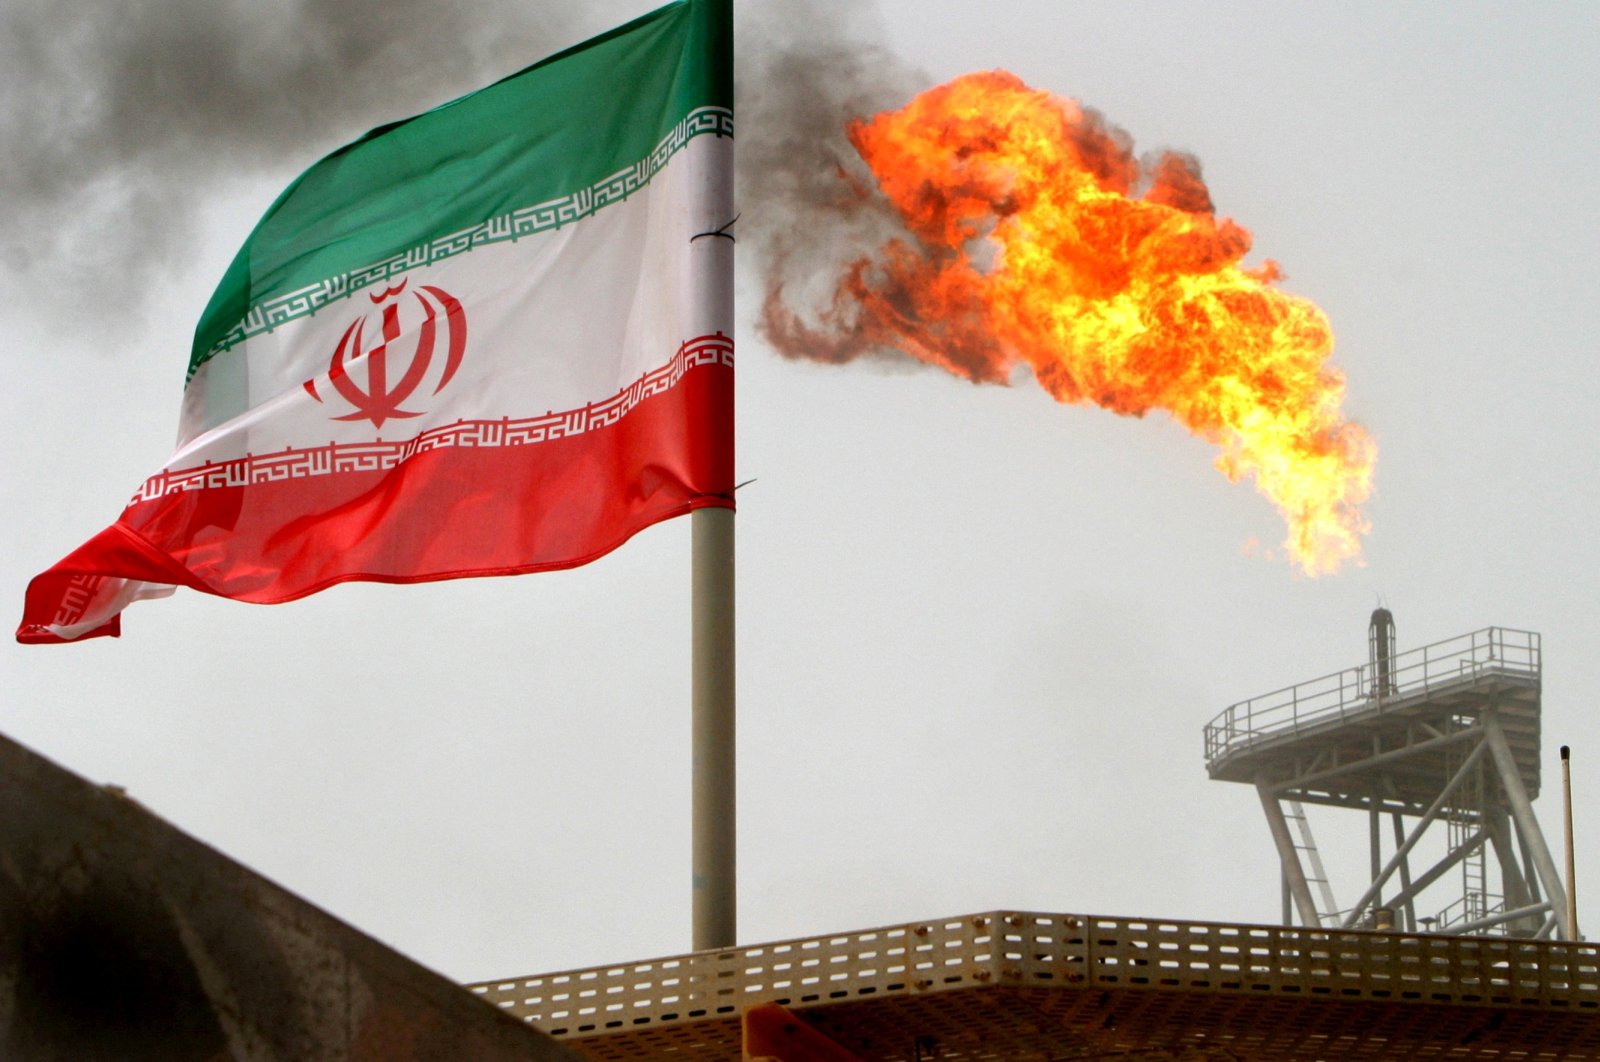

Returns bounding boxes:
[763,71,1376,575]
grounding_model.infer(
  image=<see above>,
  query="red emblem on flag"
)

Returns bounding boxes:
[304,279,468,428]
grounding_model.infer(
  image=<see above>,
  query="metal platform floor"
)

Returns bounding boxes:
[469,911,1600,1060]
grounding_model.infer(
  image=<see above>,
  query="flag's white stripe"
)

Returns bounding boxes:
[202,106,733,368]
[47,575,173,638]
[178,132,729,458]
[134,334,732,505]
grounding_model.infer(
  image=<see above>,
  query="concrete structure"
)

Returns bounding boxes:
[0,732,573,1061]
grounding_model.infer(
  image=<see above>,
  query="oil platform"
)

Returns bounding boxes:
[5,615,1595,1059]
[454,614,1596,1059]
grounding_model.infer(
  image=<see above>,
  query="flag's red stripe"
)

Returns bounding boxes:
[19,361,733,644]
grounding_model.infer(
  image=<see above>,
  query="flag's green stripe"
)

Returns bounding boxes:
[199,105,731,377]
[190,0,732,381]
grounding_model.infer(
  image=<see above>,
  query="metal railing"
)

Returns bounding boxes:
[467,910,1600,1042]
[1204,627,1540,768]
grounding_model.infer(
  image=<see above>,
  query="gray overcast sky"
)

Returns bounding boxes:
[3,0,1597,982]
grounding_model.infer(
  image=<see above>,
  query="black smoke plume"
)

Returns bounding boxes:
[1,0,917,342]
[0,0,578,328]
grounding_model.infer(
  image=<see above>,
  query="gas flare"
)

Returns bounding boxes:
[762,70,1375,575]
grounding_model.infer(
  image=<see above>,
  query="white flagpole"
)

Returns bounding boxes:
[690,0,736,952]
[692,507,735,950]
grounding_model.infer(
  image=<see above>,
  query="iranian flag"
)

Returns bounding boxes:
[19,0,734,644]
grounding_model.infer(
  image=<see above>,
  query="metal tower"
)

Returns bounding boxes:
[1204,616,1573,939]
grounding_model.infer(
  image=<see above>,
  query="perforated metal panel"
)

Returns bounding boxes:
[468,911,1600,1059]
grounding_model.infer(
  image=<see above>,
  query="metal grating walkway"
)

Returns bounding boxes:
[468,911,1600,1060]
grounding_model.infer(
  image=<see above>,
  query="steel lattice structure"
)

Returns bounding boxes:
[1205,625,1568,939]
